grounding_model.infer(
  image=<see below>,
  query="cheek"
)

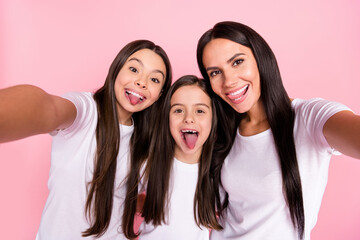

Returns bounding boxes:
[210,81,222,94]
[149,86,163,100]
[202,118,213,140]
[251,73,261,93]
[114,70,126,85]
[169,119,178,140]
[114,80,122,97]
[247,64,260,84]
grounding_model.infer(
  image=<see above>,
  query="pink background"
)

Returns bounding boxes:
[1,0,360,239]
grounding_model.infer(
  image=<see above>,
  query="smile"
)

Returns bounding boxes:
[125,89,146,105]
[225,84,249,103]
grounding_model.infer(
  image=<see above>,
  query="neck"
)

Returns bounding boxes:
[116,105,133,126]
[239,100,270,136]
[174,148,201,164]
[119,115,133,126]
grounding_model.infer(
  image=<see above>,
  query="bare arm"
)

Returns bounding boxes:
[323,110,360,159]
[136,192,146,213]
[0,85,76,143]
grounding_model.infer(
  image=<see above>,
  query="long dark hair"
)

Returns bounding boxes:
[123,75,222,238]
[82,40,172,238]
[197,21,304,239]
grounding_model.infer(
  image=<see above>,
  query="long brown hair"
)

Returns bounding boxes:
[82,40,172,238]
[123,75,223,238]
[197,21,304,239]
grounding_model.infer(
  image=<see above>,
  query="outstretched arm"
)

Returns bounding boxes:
[0,85,76,143]
[323,110,360,159]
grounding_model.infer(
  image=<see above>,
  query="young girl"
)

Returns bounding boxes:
[0,40,172,239]
[122,75,222,239]
[196,21,360,240]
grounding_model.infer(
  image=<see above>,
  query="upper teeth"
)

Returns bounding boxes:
[126,90,144,100]
[181,130,198,134]
[229,85,248,96]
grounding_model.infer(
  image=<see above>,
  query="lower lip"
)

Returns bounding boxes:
[227,88,248,104]
[124,89,145,105]
[124,90,130,101]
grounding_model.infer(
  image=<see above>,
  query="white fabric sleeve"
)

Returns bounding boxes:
[296,98,352,151]
[50,92,96,137]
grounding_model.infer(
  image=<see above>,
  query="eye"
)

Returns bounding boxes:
[233,59,244,66]
[174,109,183,113]
[151,77,160,83]
[129,67,138,73]
[196,109,206,114]
[209,70,221,78]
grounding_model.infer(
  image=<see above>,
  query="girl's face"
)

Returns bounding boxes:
[114,48,166,122]
[202,38,261,114]
[169,85,212,163]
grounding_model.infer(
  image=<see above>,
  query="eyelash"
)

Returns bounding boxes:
[210,70,221,78]
[209,58,244,78]
[129,66,137,73]
[172,109,206,114]
[151,78,160,83]
[129,67,161,84]
[233,59,244,66]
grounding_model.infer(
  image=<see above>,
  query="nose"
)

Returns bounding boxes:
[223,70,238,88]
[184,112,194,124]
[135,77,147,89]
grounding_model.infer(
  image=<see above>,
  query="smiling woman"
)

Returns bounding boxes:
[0,40,172,240]
[202,38,261,117]
[197,21,360,240]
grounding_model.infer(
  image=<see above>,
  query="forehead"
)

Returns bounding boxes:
[127,48,167,74]
[202,38,254,66]
[171,85,211,105]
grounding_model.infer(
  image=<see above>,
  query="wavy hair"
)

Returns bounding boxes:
[197,21,304,239]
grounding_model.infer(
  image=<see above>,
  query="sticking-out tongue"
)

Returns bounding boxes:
[128,93,142,105]
[184,133,198,149]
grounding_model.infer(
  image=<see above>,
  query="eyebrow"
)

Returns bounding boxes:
[128,57,165,79]
[205,53,245,72]
[170,103,210,109]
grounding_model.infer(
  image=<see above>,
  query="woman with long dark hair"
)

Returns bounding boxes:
[197,21,360,240]
[0,40,172,239]
[123,75,222,239]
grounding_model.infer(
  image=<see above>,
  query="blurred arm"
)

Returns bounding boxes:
[0,85,76,143]
[136,192,146,213]
[323,110,360,159]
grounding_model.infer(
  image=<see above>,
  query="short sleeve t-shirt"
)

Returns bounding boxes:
[139,158,210,240]
[211,98,351,240]
[36,92,133,240]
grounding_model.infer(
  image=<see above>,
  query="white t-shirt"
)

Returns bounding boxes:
[211,98,352,240]
[36,92,133,240]
[139,158,210,240]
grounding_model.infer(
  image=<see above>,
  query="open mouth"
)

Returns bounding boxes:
[125,89,146,105]
[226,84,249,102]
[181,129,199,149]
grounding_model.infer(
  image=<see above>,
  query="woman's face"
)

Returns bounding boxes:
[202,38,261,114]
[114,48,166,121]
